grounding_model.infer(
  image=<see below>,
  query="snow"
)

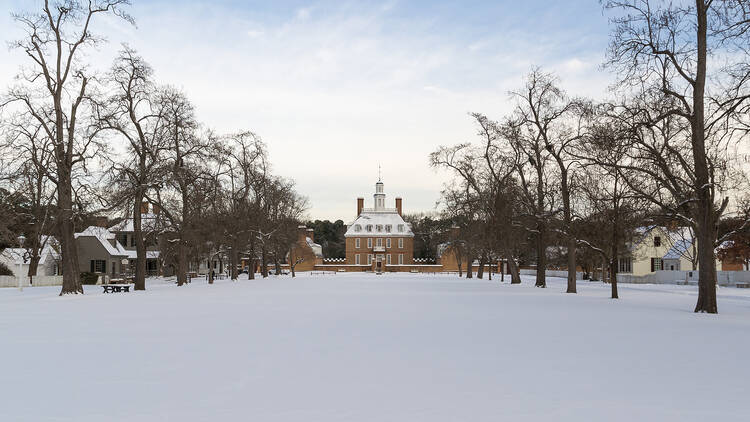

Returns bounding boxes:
[1,274,749,421]
[75,226,129,257]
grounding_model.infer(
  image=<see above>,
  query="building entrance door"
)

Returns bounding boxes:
[376,255,383,273]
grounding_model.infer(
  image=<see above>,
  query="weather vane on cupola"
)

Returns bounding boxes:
[378,163,382,182]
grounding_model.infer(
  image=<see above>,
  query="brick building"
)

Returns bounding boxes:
[344,180,414,272]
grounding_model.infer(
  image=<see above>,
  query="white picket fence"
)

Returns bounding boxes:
[617,270,750,287]
[0,275,65,288]
[520,269,584,280]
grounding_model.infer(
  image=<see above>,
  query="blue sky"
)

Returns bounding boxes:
[0,1,615,220]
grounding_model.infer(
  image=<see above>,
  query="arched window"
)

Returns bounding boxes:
[366,225,373,232]
[397,224,404,232]
[376,225,383,232]
[354,224,362,232]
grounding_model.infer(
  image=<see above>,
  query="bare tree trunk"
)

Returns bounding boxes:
[249,257,256,280]
[507,256,522,284]
[177,239,188,286]
[27,255,41,283]
[231,247,239,280]
[692,1,717,313]
[261,247,268,278]
[58,177,82,295]
[477,255,485,279]
[535,226,547,287]
[133,197,146,290]
[566,237,577,293]
[466,255,473,279]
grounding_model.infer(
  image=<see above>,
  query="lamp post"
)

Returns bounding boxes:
[17,235,26,292]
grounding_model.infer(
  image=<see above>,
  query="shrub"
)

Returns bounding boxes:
[80,272,100,285]
[0,261,13,276]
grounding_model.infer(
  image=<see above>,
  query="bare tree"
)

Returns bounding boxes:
[3,1,133,294]
[603,0,750,313]
[100,46,169,290]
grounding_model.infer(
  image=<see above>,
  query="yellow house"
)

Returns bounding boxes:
[619,226,698,276]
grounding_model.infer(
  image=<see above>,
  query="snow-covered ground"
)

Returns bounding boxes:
[1,273,749,421]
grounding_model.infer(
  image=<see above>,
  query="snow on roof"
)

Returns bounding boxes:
[663,239,693,259]
[0,238,60,265]
[306,237,323,258]
[122,250,161,260]
[345,211,413,237]
[75,226,128,257]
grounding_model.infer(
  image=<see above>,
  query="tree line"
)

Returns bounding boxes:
[431,0,750,313]
[0,1,307,293]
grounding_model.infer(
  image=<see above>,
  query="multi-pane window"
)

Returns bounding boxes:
[398,238,404,249]
[387,254,391,264]
[91,260,106,273]
[385,225,392,233]
[386,238,391,248]
[367,238,373,248]
[651,258,663,272]
[654,236,662,247]
[355,254,360,265]
[397,224,404,232]
[116,233,127,247]
[367,254,373,265]
[366,225,373,232]
[376,238,382,247]
[376,225,383,232]
[355,225,362,232]
[398,254,404,265]
[618,257,632,273]
[355,238,360,248]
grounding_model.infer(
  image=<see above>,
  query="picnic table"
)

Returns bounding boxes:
[102,284,131,293]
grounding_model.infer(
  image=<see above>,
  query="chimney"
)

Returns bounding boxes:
[298,225,307,242]
[306,228,315,242]
[395,197,402,216]
[450,226,460,239]
[141,201,149,215]
[95,216,109,228]
[152,203,161,215]
[357,197,364,216]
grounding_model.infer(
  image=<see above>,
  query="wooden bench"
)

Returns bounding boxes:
[311,271,336,275]
[102,284,131,293]
[736,282,750,289]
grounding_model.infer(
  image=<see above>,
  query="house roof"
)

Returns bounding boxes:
[306,237,323,258]
[75,226,129,257]
[345,212,413,237]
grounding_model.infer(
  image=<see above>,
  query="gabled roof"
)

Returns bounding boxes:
[75,226,128,257]
[1,243,59,265]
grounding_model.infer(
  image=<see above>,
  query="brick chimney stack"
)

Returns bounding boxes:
[395,197,402,216]
[141,201,149,214]
[298,225,307,242]
[357,197,364,216]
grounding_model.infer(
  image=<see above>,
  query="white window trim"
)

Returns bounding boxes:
[398,238,404,249]
[355,238,360,249]
[367,238,372,248]
[398,254,404,265]
[367,254,373,265]
[355,254,360,265]
[387,254,391,264]
[386,238,391,249]
[376,238,382,247]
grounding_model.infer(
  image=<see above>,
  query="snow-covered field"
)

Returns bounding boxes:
[1,273,749,421]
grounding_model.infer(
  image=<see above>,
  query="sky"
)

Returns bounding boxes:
[0,0,615,221]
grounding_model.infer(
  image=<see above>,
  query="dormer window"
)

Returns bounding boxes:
[376,225,383,232]
[354,224,362,232]
[385,225,392,233]
[397,224,404,232]
[366,225,373,232]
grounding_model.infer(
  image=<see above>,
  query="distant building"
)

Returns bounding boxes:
[108,202,162,276]
[344,180,414,272]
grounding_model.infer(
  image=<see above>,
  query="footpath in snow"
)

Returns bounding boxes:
[1,273,749,422]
